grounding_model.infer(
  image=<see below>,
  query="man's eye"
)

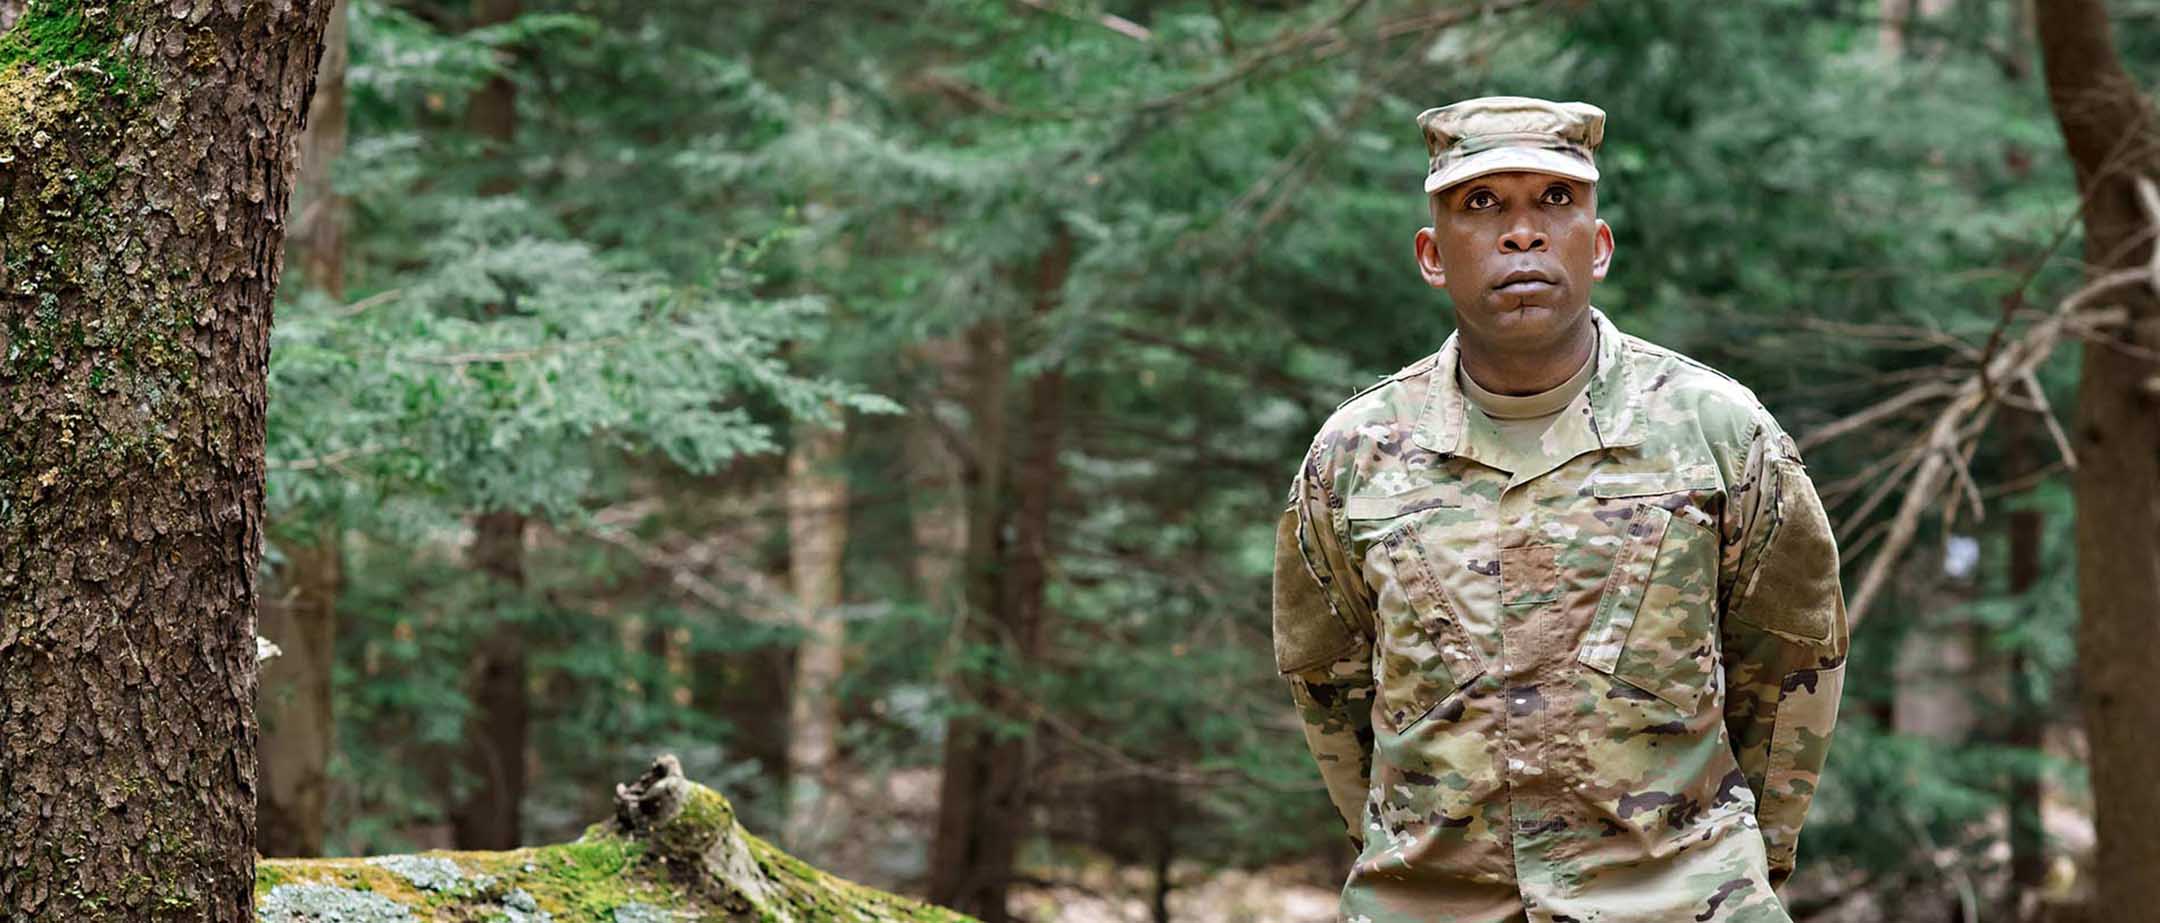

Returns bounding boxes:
[1465,191,1497,209]
[1542,187,1573,205]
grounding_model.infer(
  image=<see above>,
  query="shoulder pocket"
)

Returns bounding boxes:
[1273,509,1363,674]
[1730,458,1841,645]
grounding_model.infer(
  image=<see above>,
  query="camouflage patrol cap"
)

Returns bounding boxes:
[1417,96,1605,194]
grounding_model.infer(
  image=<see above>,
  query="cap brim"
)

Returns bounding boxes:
[1424,148,1599,194]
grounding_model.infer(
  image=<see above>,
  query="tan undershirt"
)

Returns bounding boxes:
[1457,336,1597,468]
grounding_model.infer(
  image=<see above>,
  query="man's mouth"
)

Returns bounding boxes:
[1493,269,1557,294]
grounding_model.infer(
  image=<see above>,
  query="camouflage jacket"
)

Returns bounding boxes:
[1273,308,1848,923]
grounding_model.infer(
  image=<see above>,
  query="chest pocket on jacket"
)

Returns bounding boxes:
[1575,473,1722,713]
[1346,490,1489,732]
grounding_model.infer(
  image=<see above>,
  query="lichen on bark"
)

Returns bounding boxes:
[255,756,979,923]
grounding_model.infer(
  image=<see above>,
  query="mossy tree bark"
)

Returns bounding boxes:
[2035,0,2160,912]
[0,0,336,919]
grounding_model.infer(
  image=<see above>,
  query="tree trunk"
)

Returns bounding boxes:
[447,0,530,851]
[257,0,351,858]
[783,417,851,853]
[2035,0,2160,912]
[908,338,969,609]
[293,0,348,301]
[929,319,1012,919]
[257,525,344,858]
[2007,505,2047,922]
[468,0,518,195]
[453,509,530,849]
[0,0,336,918]
[928,230,1073,922]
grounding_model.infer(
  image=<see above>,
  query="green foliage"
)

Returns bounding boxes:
[270,0,887,854]
[269,0,2134,908]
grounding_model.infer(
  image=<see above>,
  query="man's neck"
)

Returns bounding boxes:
[1456,316,1598,397]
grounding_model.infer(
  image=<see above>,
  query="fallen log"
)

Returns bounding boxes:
[255,755,975,923]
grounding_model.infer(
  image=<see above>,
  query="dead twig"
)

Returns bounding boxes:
[2136,176,2160,298]
[2021,370,2079,470]
[1012,0,1151,41]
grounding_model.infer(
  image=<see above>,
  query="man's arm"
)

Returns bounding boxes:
[1273,438,1376,849]
[1719,425,1850,890]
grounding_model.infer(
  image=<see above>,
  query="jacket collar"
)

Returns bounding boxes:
[1410,306,1644,475]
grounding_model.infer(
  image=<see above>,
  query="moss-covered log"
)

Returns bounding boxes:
[255,756,979,923]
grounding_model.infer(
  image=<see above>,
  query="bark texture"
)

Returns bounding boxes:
[2035,0,2160,912]
[928,231,1072,922]
[0,0,336,919]
[256,755,976,923]
[783,417,851,851]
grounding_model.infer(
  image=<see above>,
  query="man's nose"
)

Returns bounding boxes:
[1499,225,1547,252]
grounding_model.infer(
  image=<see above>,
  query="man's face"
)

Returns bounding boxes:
[1414,171,1614,352]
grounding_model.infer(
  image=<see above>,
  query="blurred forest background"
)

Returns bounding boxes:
[233,0,2152,921]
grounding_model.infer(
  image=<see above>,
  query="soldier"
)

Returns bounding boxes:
[1272,96,1850,922]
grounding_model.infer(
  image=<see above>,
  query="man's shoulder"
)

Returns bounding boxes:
[1615,328,1783,447]
[1305,350,1442,459]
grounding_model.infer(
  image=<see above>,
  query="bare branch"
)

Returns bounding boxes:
[1844,261,2154,624]
[1798,381,1956,453]
[2136,175,2160,297]
[2021,370,2079,470]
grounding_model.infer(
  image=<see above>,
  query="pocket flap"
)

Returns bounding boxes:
[1344,486,1461,520]
[1588,464,1721,498]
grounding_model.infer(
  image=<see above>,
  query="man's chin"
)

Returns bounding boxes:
[1462,300,1586,347]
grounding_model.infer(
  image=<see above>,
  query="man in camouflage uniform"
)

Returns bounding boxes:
[1272,96,1849,922]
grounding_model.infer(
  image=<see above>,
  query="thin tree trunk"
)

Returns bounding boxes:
[294,0,349,301]
[929,230,1073,922]
[257,525,344,858]
[2007,505,2046,921]
[783,417,851,852]
[257,0,351,858]
[908,338,969,609]
[929,318,1012,919]
[447,0,530,851]
[455,510,531,848]
[2035,0,2160,912]
[0,0,337,918]
[1149,791,1179,923]
[1881,0,1913,56]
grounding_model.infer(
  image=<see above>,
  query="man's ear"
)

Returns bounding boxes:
[1589,218,1615,282]
[1414,227,1447,289]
